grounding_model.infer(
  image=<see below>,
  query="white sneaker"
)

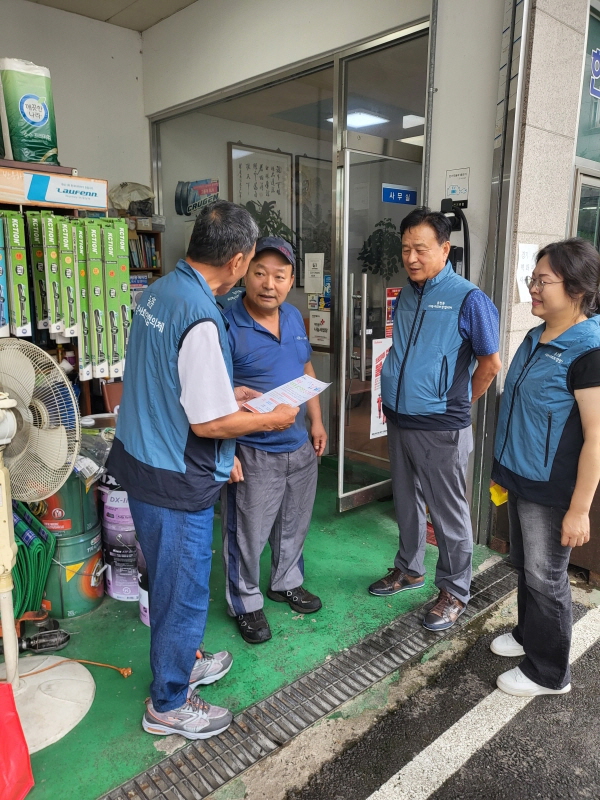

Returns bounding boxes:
[496,666,571,697]
[490,632,525,657]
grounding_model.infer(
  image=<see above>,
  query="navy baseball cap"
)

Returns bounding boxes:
[254,236,296,269]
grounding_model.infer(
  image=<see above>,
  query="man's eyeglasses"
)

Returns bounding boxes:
[524,275,564,292]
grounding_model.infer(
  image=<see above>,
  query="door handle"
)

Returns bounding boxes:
[360,272,367,382]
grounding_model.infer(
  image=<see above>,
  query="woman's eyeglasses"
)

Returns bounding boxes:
[524,276,564,292]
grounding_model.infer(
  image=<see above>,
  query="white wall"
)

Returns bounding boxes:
[142,0,431,118]
[158,110,331,313]
[427,0,506,286]
[0,0,150,190]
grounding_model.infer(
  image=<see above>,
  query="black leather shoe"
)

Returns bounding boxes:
[422,589,466,631]
[236,609,272,644]
[266,586,322,613]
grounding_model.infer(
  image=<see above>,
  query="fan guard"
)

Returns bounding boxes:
[0,339,80,502]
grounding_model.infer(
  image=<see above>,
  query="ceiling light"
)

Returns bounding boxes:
[403,114,425,129]
[231,148,254,160]
[399,135,425,147]
[327,111,389,128]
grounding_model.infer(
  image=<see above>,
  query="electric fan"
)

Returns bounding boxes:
[0,339,95,753]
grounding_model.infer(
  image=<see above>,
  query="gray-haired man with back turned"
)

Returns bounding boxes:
[108,201,298,740]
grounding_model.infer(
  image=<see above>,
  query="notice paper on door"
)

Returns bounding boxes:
[243,374,330,413]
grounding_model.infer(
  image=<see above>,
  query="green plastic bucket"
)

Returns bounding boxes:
[43,524,104,619]
[28,473,99,538]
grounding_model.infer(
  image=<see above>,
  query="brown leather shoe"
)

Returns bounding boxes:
[368,567,425,596]
[422,589,466,631]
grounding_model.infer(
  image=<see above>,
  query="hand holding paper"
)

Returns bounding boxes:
[243,374,330,413]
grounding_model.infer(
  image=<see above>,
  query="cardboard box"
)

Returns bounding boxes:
[83,220,109,379]
[25,211,50,331]
[41,213,64,333]
[73,221,92,381]
[2,211,31,337]
[135,217,152,231]
[0,215,10,337]
[56,217,80,338]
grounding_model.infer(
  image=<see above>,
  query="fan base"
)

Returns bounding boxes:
[0,655,95,753]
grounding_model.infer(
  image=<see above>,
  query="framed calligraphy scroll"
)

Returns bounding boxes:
[228,142,293,230]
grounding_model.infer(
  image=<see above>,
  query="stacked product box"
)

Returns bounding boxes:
[25,211,50,331]
[73,220,92,381]
[83,219,109,379]
[41,213,63,334]
[101,219,130,378]
[56,217,80,338]
[2,211,31,337]
[0,216,9,337]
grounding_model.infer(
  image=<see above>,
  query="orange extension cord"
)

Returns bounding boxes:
[0,659,132,681]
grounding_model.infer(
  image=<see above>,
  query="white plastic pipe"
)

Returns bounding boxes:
[0,587,19,688]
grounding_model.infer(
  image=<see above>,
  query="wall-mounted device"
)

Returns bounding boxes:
[441,198,470,281]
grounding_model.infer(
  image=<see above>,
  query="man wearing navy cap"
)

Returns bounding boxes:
[221,236,327,643]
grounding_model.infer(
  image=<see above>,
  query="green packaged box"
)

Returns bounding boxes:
[2,211,31,337]
[56,217,80,338]
[102,224,127,378]
[83,220,109,379]
[25,211,50,330]
[41,214,63,333]
[73,222,92,381]
[0,214,9,337]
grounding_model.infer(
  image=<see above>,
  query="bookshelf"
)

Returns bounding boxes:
[128,228,162,274]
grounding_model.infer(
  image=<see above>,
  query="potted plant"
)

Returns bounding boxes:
[357,218,403,281]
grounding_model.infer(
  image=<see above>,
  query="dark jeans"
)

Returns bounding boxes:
[508,493,572,690]
[128,497,215,712]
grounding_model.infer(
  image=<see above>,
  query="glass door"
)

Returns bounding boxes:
[337,149,422,510]
[334,29,428,511]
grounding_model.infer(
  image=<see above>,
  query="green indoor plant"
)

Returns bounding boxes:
[357,218,403,281]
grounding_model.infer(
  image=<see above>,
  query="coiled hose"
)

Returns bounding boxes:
[10,503,55,619]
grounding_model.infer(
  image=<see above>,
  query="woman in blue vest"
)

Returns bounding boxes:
[492,238,600,696]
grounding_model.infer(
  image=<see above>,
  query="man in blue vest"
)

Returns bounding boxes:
[221,237,327,644]
[369,207,501,631]
[108,202,298,740]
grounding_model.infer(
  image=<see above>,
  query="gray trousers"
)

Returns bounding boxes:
[221,440,318,616]
[387,423,474,603]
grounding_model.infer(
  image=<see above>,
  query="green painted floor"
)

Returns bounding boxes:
[27,463,492,800]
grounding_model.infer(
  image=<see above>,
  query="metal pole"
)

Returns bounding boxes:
[422,0,438,207]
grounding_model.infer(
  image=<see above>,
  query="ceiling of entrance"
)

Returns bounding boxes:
[26,0,199,31]
[187,34,428,145]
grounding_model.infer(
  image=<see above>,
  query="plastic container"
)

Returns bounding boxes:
[102,522,138,602]
[102,488,133,527]
[43,524,104,619]
[136,538,150,627]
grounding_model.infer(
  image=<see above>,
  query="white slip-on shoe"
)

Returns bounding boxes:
[490,632,525,657]
[496,666,571,697]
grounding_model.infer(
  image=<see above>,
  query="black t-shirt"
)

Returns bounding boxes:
[569,348,600,391]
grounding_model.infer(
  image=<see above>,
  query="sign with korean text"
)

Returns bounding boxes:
[370,338,393,439]
[382,184,417,205]
[385,287,401,338]
[445,168,469,208]
[309,310,330,348]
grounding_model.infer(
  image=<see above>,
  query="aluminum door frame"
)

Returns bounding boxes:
[335,146,422,512]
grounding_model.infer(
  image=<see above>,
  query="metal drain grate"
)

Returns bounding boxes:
[100,559,517,800]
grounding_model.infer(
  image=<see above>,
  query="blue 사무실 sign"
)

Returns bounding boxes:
[382,184,417,205]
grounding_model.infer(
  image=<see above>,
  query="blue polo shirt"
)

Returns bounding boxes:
[224,295,312,453]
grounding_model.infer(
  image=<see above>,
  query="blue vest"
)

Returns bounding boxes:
[493,317,600,501]
[107,259,235,511]
[381,262,478,429]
